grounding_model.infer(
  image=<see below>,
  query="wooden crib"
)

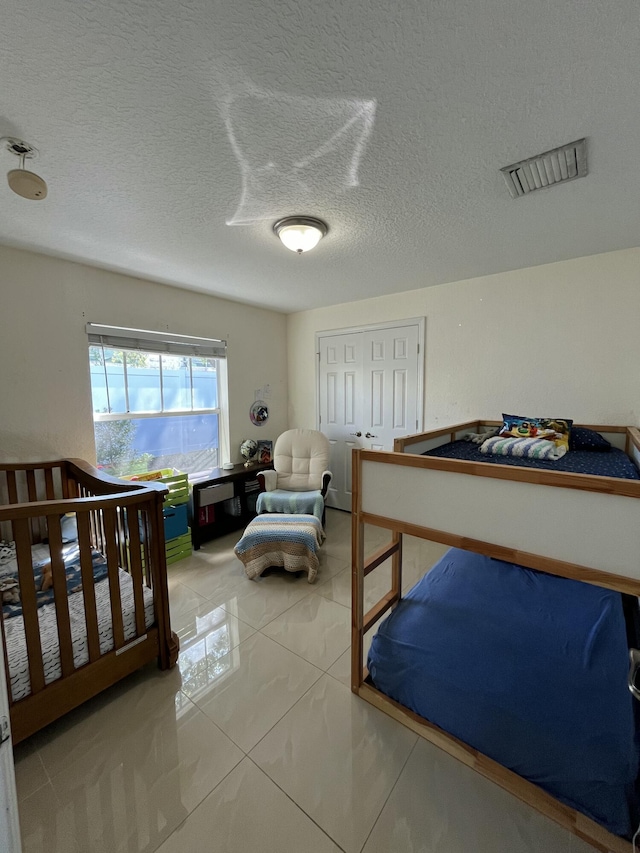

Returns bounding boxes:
[0,458,179,743]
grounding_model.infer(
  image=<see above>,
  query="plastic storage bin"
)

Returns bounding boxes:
[163,503,189,541]
[165,530,193,565]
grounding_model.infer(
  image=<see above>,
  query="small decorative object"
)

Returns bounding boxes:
[250,400,269,426]
[240,438,258,468]
[256,440,273,465]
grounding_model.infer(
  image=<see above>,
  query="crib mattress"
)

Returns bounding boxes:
[4,568,155,703]
[367,547,640,838]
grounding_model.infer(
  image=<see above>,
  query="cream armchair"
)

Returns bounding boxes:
[256,429,332,523]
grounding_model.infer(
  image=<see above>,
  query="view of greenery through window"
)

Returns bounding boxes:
[90,346,220,477]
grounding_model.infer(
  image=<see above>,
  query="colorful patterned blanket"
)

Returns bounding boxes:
[0,541,108,619]
[480,435,567,461]
[234,513,325,583]
[255,489,324,521]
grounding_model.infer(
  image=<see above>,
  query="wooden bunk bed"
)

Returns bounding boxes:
[0,458,179,743]
[351,421,640,853]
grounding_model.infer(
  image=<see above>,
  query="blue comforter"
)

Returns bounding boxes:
[368,548,639,837]
[424,440,640,479]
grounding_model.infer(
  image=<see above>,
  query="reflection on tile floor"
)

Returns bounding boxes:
[14,508,582,852]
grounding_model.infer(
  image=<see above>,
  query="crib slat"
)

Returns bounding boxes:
[103,509,125,650]
[0,610,11,707]
[68,474,80,499]
[14,518,45,694]
[77,512,101,663]
[94,507,106,556]
[44,468,55,501]
[26,470,37,502]
[87,501,98,552]
[6,470,18,504]
[46,515,75,678]
[60,466,70,499]
[140,513,152,587]
[127,508,147,637]
[118,509,128,574]
[25,471,40,542]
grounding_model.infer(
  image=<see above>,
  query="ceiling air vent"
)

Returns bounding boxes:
[500,139,587,199]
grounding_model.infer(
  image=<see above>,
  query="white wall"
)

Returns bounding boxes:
[287,247,640,431]
[3,244,638,468]
[0,246,288,464]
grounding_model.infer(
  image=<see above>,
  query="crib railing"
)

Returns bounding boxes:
[0,459,177,741]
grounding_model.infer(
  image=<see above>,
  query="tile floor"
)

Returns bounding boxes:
[13,509,594,852]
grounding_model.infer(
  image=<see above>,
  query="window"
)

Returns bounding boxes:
[87,325,227,478]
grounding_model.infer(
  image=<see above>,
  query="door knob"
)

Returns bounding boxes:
[365,432,377,438]
[350,431,362,437]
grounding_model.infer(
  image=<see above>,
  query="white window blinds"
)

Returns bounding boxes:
[86,324,227,359]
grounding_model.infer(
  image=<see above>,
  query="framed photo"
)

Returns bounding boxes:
[256,440,273,465]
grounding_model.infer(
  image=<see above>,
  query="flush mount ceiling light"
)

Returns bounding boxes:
[273,216,328,254]
[1,137,48,200]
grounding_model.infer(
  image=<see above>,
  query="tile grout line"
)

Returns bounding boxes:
[256,595,351,672]
[242,667,330,758]
[356,737,420,853]
[245,674,417,853]
[145,755,247,853]
[186,631,324,754]
[244,755,348,852]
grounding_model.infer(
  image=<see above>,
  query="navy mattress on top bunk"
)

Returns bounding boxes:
[367,548,640,838]
[422,439,640,478]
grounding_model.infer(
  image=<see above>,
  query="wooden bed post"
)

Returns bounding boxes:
[351,448,364,693]
[391,530,402,603]
[150,493,179,670]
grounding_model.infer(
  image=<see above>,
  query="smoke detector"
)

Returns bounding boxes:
[500,139,587,199]
[2,137,48,200]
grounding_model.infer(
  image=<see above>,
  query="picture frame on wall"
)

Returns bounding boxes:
[256,440,273,465]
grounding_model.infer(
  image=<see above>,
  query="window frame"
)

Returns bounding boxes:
[87,324,228,473]
[91,354,221,420]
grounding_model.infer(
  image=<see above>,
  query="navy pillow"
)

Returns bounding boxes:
[569,427,611,452]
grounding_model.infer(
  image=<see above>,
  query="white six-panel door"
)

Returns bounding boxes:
[318,319,423,511]
[318,331,364,511]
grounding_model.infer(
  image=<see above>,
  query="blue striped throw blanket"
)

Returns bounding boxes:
[480,435,567,461]
[234,514,325,583]
[256,489,324,522]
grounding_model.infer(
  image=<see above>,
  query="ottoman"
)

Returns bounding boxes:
[234,513,325,583]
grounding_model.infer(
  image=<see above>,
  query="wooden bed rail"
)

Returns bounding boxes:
[627,427,640,462]
[351,466,402,693]
[350,444,638,853]
[0,459,166,535]
[396,421,634,455]
[0,490,164,519]
[394,420,484,453]
[65,458,167,497]
[0,458,168,490]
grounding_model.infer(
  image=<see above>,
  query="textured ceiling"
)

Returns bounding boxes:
[1,0,639,313]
